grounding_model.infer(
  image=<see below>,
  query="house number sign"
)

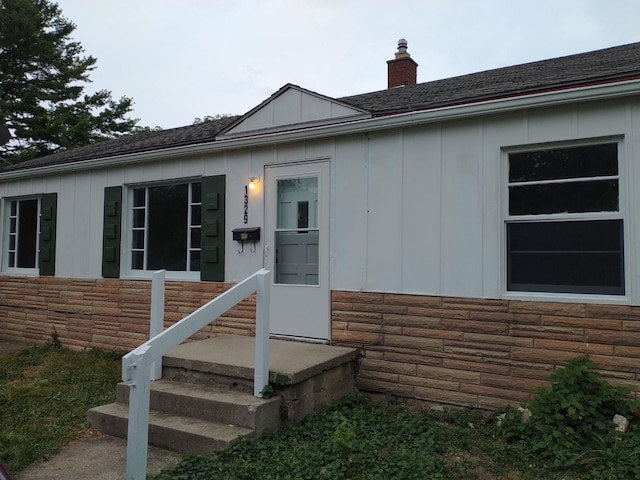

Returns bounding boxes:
[243,185,249,224]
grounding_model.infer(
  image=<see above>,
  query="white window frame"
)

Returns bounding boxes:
[122,179,202,281]
[501,136,630,303]
[1,196,41,275]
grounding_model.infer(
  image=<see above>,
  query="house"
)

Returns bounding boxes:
[1,39,640,409]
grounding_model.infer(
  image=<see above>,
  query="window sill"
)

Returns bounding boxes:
[1,269,40,277]
[502,290,630,305]
[123,271,201,282]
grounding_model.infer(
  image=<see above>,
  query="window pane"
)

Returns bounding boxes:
[275,231,319,285]
[133,188,146,207]
[191,183,201,203]
[509,179,619,215]
[9,235,15,250]
[190,250,200,272]
[9,217,16,232]
[147,184,188,271]
[132,230,145,249]
[17,199,38,268]
[10,201,16,216]
[509,144,618,182]
[507,220,624,295]
[131,251,144,270]
[277,177,318,229]
[191,227,201,249]
[132,209,145,228]
[190,205,201,226]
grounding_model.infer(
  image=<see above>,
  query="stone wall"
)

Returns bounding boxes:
[331,291,640,409]
[0,276,256,352]
[3,276,639,411]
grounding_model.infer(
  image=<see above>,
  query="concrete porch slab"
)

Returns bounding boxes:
[164,335,358,385]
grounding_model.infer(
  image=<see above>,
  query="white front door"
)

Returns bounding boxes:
[264,161,330,341]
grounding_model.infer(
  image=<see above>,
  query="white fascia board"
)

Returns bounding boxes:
[2,79,640,182]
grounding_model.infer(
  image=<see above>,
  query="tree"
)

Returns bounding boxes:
[0,0,139,164]
[192,114,235,124]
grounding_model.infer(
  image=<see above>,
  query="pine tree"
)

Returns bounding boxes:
[0,0,139,164]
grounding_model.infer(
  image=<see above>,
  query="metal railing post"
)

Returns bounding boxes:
[254,269,271,397]
[124,345,152,480]
[149,270,165,380]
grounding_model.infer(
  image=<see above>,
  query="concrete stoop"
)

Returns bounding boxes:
[87,335,358,455]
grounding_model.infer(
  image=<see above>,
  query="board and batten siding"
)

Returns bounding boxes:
[0,96,638,305]
[331,97,640,305]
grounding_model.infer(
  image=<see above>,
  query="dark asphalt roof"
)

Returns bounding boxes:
[4,41,640,174]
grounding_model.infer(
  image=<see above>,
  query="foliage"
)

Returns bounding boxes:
[498,355,640,479]
[150,394,539,480]
[192,114,235,124]
[0,0,139,164]
[0,345,122,472]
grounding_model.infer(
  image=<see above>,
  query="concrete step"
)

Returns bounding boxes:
[115,379,281,434]
[87,402,253,455]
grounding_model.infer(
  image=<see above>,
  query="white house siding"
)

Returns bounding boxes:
[331,97,640,305]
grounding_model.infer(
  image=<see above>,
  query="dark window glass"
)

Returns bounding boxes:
[17,199,38,268]
[131,251,144,270]
[132,230,145,249]
[509,144,618,182]
[191,228,201,249]
[10,217,16,232]
[297,201,309,229]
[132,209,145,228]
[9,235,15,250]
[133,188,146,207]
[191,205,201,226]
[147,184,188,271]
[191,183,201,203]
[190,250,200,272]
[10,201,16,216]
[507,220,624,295]
[509,180,619,215]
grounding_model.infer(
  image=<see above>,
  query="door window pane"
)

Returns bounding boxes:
[277,177,318,229]
[275,175,319,285]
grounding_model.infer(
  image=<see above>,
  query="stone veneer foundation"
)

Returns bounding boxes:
[1,276,639,410]
[0,276,256,351]
[331,291,640,409]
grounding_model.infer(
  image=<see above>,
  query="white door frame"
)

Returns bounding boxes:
[264,160,330,341]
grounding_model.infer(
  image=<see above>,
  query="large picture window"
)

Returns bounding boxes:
[506,142,624,295]
[129,182,201,272]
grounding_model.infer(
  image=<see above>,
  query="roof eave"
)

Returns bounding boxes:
[2,79,639,182]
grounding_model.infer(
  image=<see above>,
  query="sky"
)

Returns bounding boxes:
[54,0,640,130]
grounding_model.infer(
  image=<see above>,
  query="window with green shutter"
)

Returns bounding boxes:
[105,175,226,281]
[2,194,57,276]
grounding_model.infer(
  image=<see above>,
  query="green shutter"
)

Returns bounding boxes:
[102,186,122,278]
[201,175,225,281]
[38,193,57,276]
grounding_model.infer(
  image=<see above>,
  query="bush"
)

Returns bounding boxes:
[499,355,640,479]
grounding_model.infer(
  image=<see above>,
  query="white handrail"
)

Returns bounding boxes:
[122,268,271,480]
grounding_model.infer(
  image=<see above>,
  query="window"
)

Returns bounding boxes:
[6,198,39,269]
[506,142,624,295]
[3,194,57,276]
[129,182,201,273]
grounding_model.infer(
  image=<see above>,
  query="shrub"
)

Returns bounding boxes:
[499,355,640,479]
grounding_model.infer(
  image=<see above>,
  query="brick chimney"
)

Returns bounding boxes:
[387,38,418,88]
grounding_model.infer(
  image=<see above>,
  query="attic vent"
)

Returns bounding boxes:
[387,38,418,88]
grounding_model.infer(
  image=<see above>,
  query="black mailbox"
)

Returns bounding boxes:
[232,227,261,253]
[232,227,260,242]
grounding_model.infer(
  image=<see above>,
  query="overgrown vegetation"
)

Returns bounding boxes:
[2,347,638,479]
[499,355,640,479]
[0,344,122,472]
[150,395,531,480]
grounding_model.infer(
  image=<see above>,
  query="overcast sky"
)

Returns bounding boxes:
[54,0,640,130]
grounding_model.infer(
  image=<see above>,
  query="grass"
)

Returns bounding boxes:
[2,346,636,479]
[0,344,122,472]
